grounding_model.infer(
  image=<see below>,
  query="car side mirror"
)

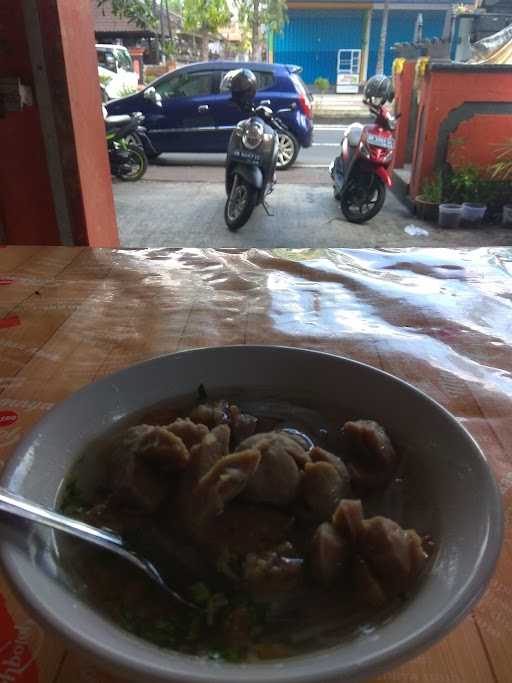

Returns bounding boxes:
[144,87,162,107]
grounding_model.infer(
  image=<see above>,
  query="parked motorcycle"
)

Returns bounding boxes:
[329,75,398,224]
[221,68,295,231]
[103,108,150,181]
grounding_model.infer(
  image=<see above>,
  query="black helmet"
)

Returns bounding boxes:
[221,68,257,108]
[363,75,395,105]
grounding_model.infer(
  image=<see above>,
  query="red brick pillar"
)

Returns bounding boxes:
[0,0,118,246]
[128,47,145,85]
[393,59,416,170]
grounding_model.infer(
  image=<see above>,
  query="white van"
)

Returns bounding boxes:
[96,44,139,99]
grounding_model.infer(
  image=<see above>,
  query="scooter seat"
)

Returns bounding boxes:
[346,123,364,147]
[105,115,132,130]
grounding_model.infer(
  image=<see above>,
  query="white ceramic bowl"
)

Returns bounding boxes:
[0,346,503,683]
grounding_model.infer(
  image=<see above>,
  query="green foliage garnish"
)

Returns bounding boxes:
[208,648,243,663]
[60,480,87,516]
[190,581,211,605]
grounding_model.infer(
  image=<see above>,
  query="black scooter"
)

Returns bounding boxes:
[103,108,152,181]
[222,78,294,231]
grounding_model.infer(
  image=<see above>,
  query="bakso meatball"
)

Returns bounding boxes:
[181,449,262,533]
[342,420,399,490]
[236,432,306,506]
[310,446,349,477]
[108,424,189,511]
[332,498,365,542]
[243,542,304,596]
[117,424,190,472]
[188,424,231,480]
[228,404,258,446]
[301,455,351,522]
[166,417,209,449]
[330,499,428,605]
[357,516,428,597]
[189,400,230,428]
[310,522,351,585]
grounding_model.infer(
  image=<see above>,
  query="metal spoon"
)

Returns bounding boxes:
[0,486,199,611]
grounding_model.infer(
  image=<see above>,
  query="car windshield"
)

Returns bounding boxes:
[115,48,133,72]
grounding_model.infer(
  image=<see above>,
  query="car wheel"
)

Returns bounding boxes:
[276,132,299,170]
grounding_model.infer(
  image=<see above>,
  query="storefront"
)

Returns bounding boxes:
[271,1,452,85]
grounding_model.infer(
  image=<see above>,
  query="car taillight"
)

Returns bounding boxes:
[299,93,312,119]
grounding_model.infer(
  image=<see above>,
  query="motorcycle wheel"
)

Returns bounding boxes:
[340,175,386,224]
[224,175,257,231]
[118,145,148,182]
[124,132,143,149]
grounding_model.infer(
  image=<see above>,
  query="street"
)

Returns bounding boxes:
[114,125,512,248]
[142,124,344,183]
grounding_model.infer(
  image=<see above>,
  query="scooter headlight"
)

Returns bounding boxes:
[241,120,264,150]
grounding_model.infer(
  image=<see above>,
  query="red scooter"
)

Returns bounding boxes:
[329,101,398,223]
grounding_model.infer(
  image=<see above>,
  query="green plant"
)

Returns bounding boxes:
[97,0,157,29]
[117,84,139,98]
[98,72,112,88]
[419,173,443,203]
[490,138,512,181]
[445,164,485,203]
[454,3,475,15]
[313,77,330,94]
[183,0,231,61]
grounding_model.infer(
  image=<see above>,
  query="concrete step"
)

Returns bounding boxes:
[391,165,415,214]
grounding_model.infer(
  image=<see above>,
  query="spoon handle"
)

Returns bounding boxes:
[0,486,200,611]
[0,485,123,551]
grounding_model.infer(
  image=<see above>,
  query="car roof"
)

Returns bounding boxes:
[148,61,304,89]
[96,44,129,51]
[180,61,279,73]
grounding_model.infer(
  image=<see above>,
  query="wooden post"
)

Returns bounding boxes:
[0,0,119,246]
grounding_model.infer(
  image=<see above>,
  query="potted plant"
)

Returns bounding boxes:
[445,164,489,225]
[415,174,442,221]
[313,76,330,101]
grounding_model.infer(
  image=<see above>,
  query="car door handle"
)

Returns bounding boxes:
[198,105,209,113]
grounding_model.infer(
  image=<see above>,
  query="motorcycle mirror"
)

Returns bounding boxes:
[260,99,271,105]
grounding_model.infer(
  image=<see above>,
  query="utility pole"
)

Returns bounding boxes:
[376,0,390,75]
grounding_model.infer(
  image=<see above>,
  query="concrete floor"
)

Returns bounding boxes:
[115,180,512,249]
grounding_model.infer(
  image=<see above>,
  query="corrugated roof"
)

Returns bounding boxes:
[92,1,146,33]
[92,0,181,34]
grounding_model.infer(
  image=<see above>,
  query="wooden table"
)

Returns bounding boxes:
[0,246,510,683]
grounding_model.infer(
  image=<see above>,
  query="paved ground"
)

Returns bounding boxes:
[114,125,512,249]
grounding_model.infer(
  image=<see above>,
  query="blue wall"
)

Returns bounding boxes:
[274,9,447,85]
[274,10,364,85]
[367,10,448,77]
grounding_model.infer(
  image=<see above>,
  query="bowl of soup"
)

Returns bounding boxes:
[0,346,503,683]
